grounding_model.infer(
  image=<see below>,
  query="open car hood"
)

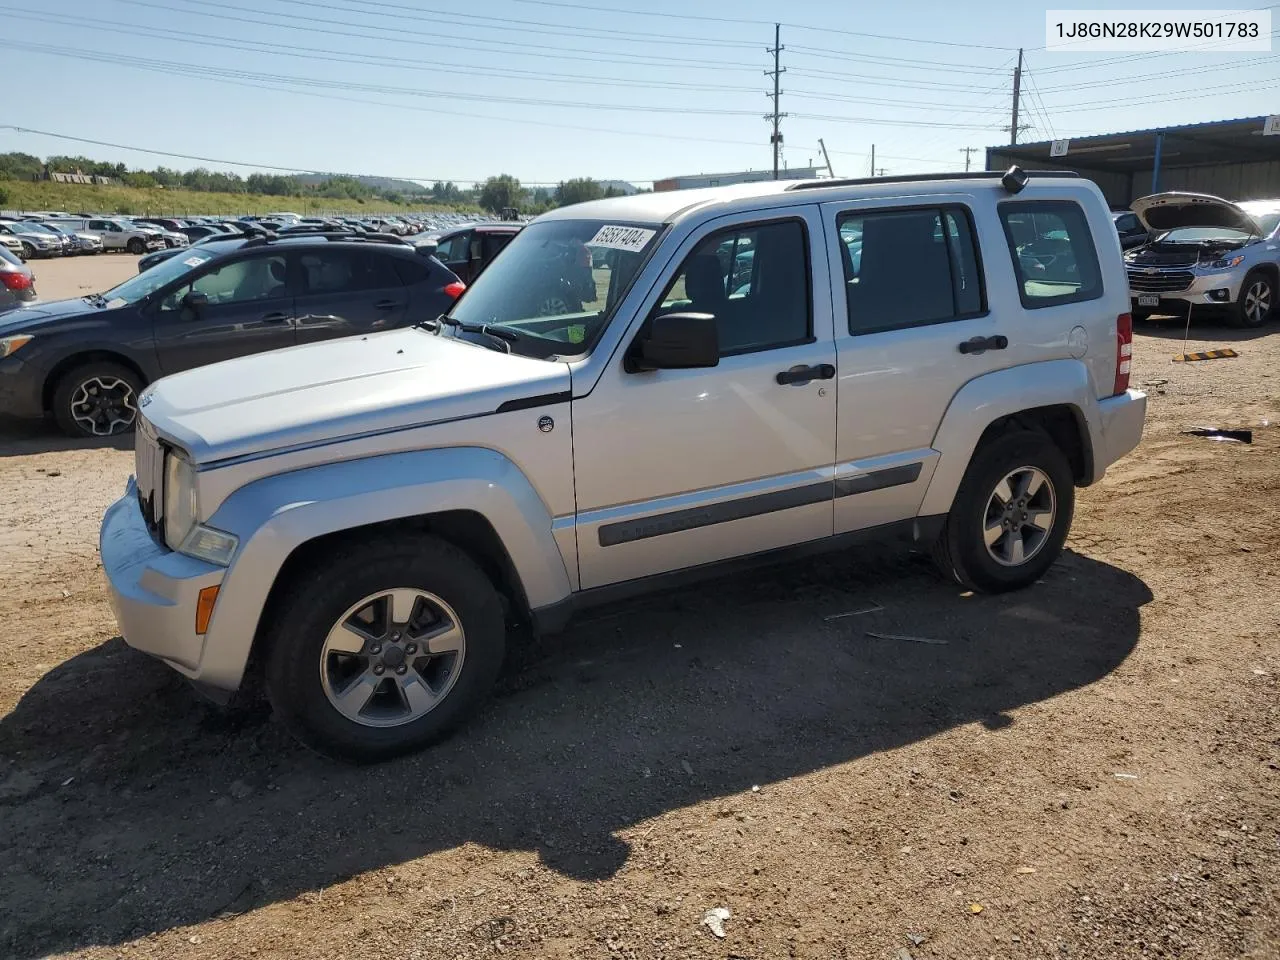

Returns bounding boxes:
[1130,192,1262,235]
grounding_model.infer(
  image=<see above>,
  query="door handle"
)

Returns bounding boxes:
[374,299,401,310]
[775,363,836,385]
[260,312,291,324]
[958,335,1008,355]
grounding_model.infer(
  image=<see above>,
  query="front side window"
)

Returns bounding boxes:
[999,201,1102,308]
[651,219,811,355]
[434,232,470,262]
[160,255,288,310]
[446,218,662,359]
[840,206,985,335]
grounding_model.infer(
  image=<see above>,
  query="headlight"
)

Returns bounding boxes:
[0,335,33,359]
[162,450,238,565]
[163,451,198,549]
[1209,255,1245,269]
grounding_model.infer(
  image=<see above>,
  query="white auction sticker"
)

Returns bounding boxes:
[1046,10,1271,51]
[183,256,207,267]
[587,225,656,253]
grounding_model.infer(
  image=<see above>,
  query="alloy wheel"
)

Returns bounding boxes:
[69,376,138,436]
[319,588,466,728]
[982,466,1057,567]
[1244,279,1272,325]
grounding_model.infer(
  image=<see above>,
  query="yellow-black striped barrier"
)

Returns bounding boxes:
[1173,348,1239,362]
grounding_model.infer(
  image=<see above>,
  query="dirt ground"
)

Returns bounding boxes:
[1,260,1277,960]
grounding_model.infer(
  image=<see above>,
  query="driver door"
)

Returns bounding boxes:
[152,253,297,374]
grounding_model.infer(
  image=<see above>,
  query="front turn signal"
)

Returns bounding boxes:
[195,585,220,635]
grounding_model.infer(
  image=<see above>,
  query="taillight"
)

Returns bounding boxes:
[443,281,466,300]
[0,271,32,291]
[1113,312,1132,395]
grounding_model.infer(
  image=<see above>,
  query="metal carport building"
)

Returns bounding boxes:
[986,115,1280,209]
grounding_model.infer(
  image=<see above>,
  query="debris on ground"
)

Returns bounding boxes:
[968,903,983,914]
[1183,426,1253,444]
[1114,772,1139,780]
[823,603,884,620]
[680,760,693,775]
[701,906,731,938]
[866,632,948,646]
[896,948,914,960]
[907,932,927,945]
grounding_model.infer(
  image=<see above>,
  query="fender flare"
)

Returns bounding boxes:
[195,446,572,691]
[917,359,1101,518]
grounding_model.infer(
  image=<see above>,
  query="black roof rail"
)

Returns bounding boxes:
[785,168,1080,192]
[241,229,408,248]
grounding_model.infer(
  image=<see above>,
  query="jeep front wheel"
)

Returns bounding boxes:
[264,535,506,762]
[127,237,146,255]
[931,429,1074,593]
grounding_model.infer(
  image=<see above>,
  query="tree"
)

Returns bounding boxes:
[123,171,158,189]
[478,174,521,213]
[554,178,604,208]
[0,184,9,206]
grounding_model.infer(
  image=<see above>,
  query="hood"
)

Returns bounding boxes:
[0,297,102,333]
[141,328,571,464]
[1131,192,1262,235]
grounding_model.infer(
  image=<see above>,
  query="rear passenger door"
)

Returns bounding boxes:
[292,247,409,343]
[821,197,1018,534]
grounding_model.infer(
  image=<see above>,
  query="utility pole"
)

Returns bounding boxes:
[765,23,786,180]
[960,146,978,171]
[869,144,875,177]
[818,138,834,178]
[1010,47,1023,146]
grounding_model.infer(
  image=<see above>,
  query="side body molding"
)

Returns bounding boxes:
[197,447,572,690]
[918,359,1102,518]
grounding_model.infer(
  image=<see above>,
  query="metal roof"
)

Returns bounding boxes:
[988,116,1280,174]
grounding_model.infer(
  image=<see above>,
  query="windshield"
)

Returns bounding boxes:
[1157,226,1252,243]
[18,222,58,236]
[99,250,217,305]
[446,218,662,359]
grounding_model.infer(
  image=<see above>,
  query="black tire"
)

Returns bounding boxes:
[931,428,1075,593]
[51,361,143,438]
[264,535,506,763]
[127,237,146,255]
[1231,269,1274,328]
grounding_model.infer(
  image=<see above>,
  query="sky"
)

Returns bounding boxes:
[4,0,1278,190]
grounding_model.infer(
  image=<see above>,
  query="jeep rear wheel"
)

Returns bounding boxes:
[264,535,506,763]
[931,429,1074,593]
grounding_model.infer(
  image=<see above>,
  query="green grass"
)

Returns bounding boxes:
[0,180,476,216]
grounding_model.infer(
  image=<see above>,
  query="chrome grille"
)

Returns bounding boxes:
[134,418,163,535]
[1127,268,1194,293]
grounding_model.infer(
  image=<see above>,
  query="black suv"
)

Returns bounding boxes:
[0,232,465,437]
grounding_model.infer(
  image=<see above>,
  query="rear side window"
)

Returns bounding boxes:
[298,249,403,294]
[392,255,434,285]
[839,206,985,335]
[999,201,1102,308]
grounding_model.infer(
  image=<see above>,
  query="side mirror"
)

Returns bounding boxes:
[181,291,209,316]
[628,312,719,372]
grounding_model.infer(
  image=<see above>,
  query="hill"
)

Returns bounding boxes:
[294,173,430,196]
[0,180,474,217]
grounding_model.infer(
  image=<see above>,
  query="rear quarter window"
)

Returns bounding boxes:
[999,200,1103,309]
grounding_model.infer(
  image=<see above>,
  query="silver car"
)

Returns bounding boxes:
[0,221,63,259]
[47,217,167,255]
[1126,193,1280,328]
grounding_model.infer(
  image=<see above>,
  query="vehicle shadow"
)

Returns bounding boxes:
[1134,317,1275,342]
[0,417,132,457]
[0,545,1150,957]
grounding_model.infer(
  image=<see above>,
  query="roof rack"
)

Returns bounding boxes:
[242,229,408,248]
[786,168,1080,192]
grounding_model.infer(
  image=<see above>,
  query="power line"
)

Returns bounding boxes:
[0,125,663,185]
[101,0,763,72]
[785,45,1009,73]
[10,10,757,93]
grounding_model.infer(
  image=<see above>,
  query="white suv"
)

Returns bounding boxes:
[100,168,1147,761]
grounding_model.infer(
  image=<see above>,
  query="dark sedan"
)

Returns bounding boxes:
[0,232,465,437]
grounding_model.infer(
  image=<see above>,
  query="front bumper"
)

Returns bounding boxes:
[1127,266,1243,311]
[0,354,47,418]
[100,479,226,683]
[1096,389,1147,473]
